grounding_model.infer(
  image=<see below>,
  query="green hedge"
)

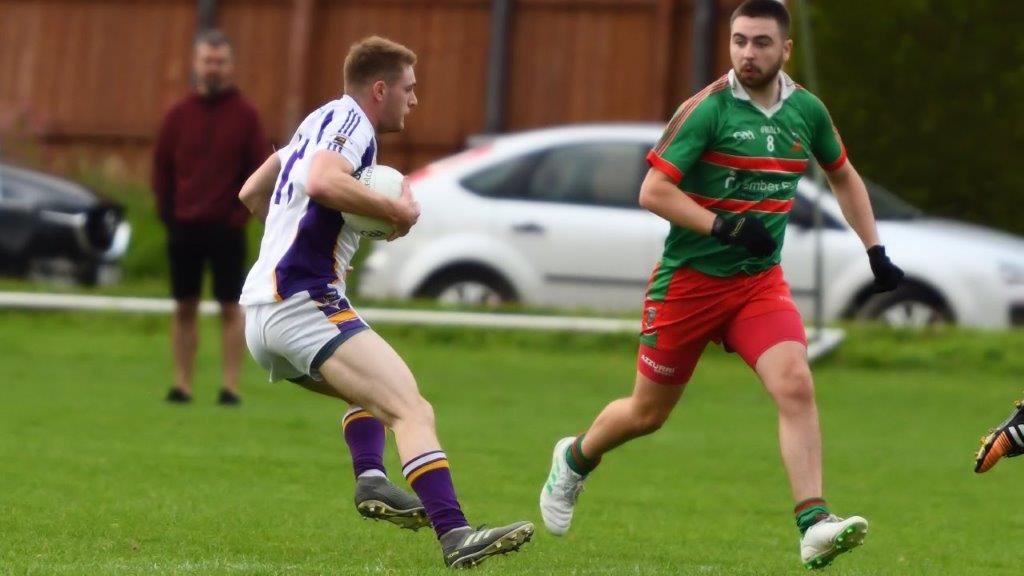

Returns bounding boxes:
[796,0,1024,235]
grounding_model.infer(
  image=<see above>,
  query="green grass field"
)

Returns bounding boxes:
[2,311,1023,575]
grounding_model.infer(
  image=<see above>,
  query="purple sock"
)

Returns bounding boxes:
[402,451,469,539]
[342,407,386,478]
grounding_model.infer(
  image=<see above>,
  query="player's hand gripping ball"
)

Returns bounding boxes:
[346,164,405,240]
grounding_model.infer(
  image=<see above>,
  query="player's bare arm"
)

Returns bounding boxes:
[638,168,716,234]
[824,160,880,249]
[238,152,281,222]
[306,150,420,238]
[826,160,903,291]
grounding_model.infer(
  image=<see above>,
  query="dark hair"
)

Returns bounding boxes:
[731,0,790,38]
[344,36,417,91]
[194,29,231,49]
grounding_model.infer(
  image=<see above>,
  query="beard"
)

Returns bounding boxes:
[378,105,408,134]
[735,57,784,90]
[379,120,405,134]
[201,74,228,95]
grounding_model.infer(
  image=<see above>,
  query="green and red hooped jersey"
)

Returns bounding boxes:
[645,70,847,294]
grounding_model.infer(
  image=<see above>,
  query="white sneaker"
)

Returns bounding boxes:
[539,436,586,536]
[800,514,869,569]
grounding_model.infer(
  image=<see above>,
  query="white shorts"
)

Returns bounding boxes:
[244,288,370,382]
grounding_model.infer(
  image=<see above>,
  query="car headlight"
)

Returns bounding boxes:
[998,261,1024,285]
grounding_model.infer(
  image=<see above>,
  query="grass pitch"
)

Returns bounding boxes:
[1,311,1022,575]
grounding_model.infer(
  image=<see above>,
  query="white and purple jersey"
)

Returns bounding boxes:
[240,95,377,305]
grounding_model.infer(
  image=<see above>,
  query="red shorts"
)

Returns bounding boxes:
[636,265,806,385]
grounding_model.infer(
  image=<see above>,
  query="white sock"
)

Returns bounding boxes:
[357,469,386,480]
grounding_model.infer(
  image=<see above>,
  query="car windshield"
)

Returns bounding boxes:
[1,164,96,205]
[814,173,922,220]
[864,179,922,220]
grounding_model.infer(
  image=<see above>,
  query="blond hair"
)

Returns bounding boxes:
[343,36,417,92]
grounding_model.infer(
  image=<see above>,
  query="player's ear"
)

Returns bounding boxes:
[783,38,793,62]
[372,79,387,102]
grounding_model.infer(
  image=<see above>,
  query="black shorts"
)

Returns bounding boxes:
[167,223,246,302]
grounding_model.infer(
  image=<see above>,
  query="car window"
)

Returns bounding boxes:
[461,153,537,199]
[461,142,648,208]
[525,143,647,207]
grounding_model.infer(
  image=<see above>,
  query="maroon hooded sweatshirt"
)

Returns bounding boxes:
[152,88,269,228]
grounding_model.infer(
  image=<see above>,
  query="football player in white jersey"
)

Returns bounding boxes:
[236,36,533,567]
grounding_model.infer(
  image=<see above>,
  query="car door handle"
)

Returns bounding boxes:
[511,222,545,235]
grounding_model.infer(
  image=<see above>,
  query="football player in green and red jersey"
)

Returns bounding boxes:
[540,0,903,569]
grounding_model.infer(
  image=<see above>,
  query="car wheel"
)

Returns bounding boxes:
[74,263,101,286]
[418,267,516,307]
[855,285,952,328]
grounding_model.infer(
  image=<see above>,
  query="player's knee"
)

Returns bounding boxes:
[771,362,815,410]
[219,303,242,321]
[413,397,435,429]
[392,395,435,431]
[175,300,199,321]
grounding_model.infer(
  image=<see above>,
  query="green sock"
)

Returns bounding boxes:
[564,435,600,476]
[794,498,830,535]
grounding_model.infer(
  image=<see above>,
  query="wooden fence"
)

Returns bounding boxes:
[0,0,743,178]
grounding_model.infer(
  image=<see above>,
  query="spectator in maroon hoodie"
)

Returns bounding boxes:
[153,29,269,406]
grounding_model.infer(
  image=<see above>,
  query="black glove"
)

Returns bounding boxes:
[710,215,777,257]
[867,245,904,293]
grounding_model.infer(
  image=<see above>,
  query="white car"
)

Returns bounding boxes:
[357,124,1024,329]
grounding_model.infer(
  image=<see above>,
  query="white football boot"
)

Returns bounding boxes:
[539,436,586,536]
[800,514,869,569]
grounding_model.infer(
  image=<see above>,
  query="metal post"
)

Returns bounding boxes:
[795,0,826,340]
[197,0,217,31]
[283,0,315,138]
[690,0,716,95]
[484,0,512,134]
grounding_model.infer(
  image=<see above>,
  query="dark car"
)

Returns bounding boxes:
[0,162,131,285]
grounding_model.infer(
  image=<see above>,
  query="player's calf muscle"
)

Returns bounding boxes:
[629,402,670,436]
[320,359,432,430]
